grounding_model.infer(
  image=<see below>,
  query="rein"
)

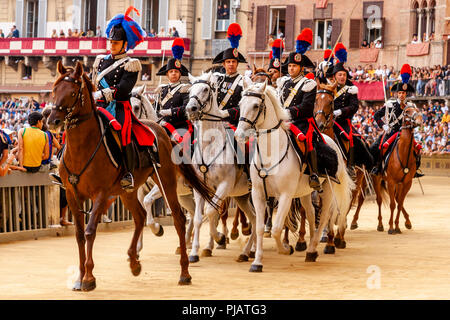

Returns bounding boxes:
[394,106,418,182]
[314,89,335,131]
[189,80,225,122]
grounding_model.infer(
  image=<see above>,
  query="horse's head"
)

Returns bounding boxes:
[251,67,273,86]
[185,72,213,121]
[48,60,91,129]
[402,104,422,129]
[235,78,267,143]
[314,80,337,132]
[131,85,146,116]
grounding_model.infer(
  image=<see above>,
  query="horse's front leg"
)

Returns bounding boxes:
[142,184,164,236]
[189,191,204,263]
[271,194,295,255]
[233,193,256,262]
[205,183,230,247]
[82,192,109,291]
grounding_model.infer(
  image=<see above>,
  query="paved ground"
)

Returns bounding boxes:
[0,176,449,299]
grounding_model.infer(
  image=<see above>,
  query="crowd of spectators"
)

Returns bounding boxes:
[353,100,450,155]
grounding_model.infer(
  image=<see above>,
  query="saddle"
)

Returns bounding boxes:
[381,134,400,173]
[97,107,159,169]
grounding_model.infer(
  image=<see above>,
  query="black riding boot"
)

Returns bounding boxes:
[414,153,424,178]
[121,144,135,191]
[347,146,356,178]
[308,149,322,193]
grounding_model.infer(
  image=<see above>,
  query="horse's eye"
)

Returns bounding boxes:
[203,88,208,93]
[253,105,259,110]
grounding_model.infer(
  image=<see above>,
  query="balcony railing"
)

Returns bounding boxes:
[0,37,191,57]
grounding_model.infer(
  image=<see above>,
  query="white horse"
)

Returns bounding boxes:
[130,85,196,251]
[185,72,256,263]
[235,80,355,272]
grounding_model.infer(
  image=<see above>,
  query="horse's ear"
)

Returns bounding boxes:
[57,60,67,75]
[188,73,196,84]
[315,78,321,89]
[331,80,338,91]
[136,85,144,95]
[253,64,257,74]
[262,78,267,92]
[74,61,84,79]
[243,76,252,90]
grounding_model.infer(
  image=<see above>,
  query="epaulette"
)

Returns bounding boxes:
[179,83,191,93]
[301,78,317,92]
[277,75,290,89]
[347,85,358,95]
[124,58,142,73]
[93,55,106,71]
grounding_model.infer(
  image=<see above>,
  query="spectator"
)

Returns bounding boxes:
[244,65,252,78]
[157,27,167,37]
[86,30,95,37]
[0,29,4,38]
[411,34,419,44]
[67,28,73,37]
[361,39,369,48]
[375,39,382,49]
[442,110,450,124]
[148,28,156,37]
[141,73,150,81]
[222,4,230,19]
[17,112,49,173]
[429,32,435,41]
[172,27,180,38]
[59,29,66,38]
[41,107,61,171]
[96,26,102,37]
[277,28,284,40]
[0,129,11,176]
[51,30,58,38]
[7,26,19,38]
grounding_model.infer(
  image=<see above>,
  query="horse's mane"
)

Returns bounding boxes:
[317,81,337,94]
[265,85,290,121]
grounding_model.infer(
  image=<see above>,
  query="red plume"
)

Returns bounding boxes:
[305,72,315,80]
[324,49,333,60]
[400,64,412,75]
[227,23,242,37]
[297,28,313,45]
[125,6,140,17]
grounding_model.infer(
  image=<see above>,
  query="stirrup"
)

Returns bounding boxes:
[309,174,323,193]
[120,172,135,192]
[49,173,65,189]
[414,170,424,178]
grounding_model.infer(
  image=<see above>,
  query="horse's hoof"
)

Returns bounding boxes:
[175,247,182,255]
[394,228,402,234]
[324,245,335,254]
[305,251,318,262]
[249,251,255,259]
[242,226,252,236]
[81,279,96,292]
[155,225,164,237]
[201,249,213,257]
[405,222,412,230]
[249,264,263,272]
[350,223,358,230]
[216,243,226,250]
[226,237,230,244]
[131,262,142,276]
[320,236,328,243]
[295,241,307,252]
[388,229,395,235]
[334,237,341,247]
[336,240,346,249]
[72,281,82,291]
[377,225,384,232]
[263,231,271,238]
[289,245,294,255]
[189,255,199,263]
[216,233,226,246]
[236,254,249,262]
[178,275,192,286]
[230,231,239,240]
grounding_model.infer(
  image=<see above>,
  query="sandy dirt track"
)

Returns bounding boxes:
[1,176,449,300]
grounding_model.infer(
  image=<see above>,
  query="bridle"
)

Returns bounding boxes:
[188,80,223,122]
[131,92,149,119]
[401,105,420,130]
[52,75,94,130]
[252,72,273,86]
[314,89,335,131]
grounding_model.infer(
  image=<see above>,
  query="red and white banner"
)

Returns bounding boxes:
[352,81,385,101]
[406,42,430,56]
[316,0,328,9]
[0,37,191,57]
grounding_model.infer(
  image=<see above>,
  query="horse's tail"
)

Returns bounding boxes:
[172,141,221,211]
[379,179,390,208]
[285,198,303,234]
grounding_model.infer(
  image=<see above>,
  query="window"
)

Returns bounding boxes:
[314,20,332,50]
[82,0,97,34]
[364,17,382,45]
[145,0,159,35]
[141,64,152,81]
[269,7,286,39]
[411,0,436,43]
[216,0,231,31]
[26,0,39,37]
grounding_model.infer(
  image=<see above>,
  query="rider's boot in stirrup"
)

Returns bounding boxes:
[347,146,356,178]
[308,149,322,193]
[121,144,135,191]
[414,153,424,178]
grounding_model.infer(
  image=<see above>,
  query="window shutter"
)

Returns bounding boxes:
[158,0,169,33]
[201,0,213,40]
[349,19,362,48]
[16,0,25,35]
[255,6,268,51]
[300,19,314,32]
[381,17,386,48]
[331,19,341,47]
[97,0,108,39]
[285,5,296,51]
[38,0,48,37]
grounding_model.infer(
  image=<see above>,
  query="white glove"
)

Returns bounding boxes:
[159,109,171,117]
[333,109,342,117]
[383,124,389,132]
[93,91,103,100]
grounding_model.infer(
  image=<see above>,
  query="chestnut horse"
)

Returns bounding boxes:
[313,81,370,252]
[372,105,422,234]
[48,61,217,291]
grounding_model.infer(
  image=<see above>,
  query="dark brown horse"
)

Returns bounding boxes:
[372,105,422,234]
[48,61,217,291]
[313,81,368,252]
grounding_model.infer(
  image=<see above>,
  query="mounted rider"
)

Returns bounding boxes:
[331,43,373,173]
[155,38,192,144]
[278,28,337,192]
[266,39,288,87]
[91,6,151,190]
[370,63,423,177]
[211,23,247,126]
[317,49,335,85]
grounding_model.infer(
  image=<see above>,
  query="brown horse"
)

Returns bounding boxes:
[48,61,217,291]
[372,105,422,234]
[313,80,369,252]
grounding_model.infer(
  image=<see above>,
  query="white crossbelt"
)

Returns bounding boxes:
[159,84,183,109]
[283,78,305,108]
[94,57,130,86]
[218,75,242,109]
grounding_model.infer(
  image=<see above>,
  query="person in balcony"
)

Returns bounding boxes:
[59,30,65,38]
[67,29,73,37]
[411,34,419,44]
[96,26,102,37]
[51,30,58,38]
[7,26,19,38]
[172,27,180,38]
[0,29,4,38]
[361,39,369,48]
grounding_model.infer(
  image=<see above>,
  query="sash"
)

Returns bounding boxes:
[99,77,117,118]
[159,84,183,110]
[283,78,305,108]
[334,85,349,99]
[219,75,242,109]
[94,56,130,86]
